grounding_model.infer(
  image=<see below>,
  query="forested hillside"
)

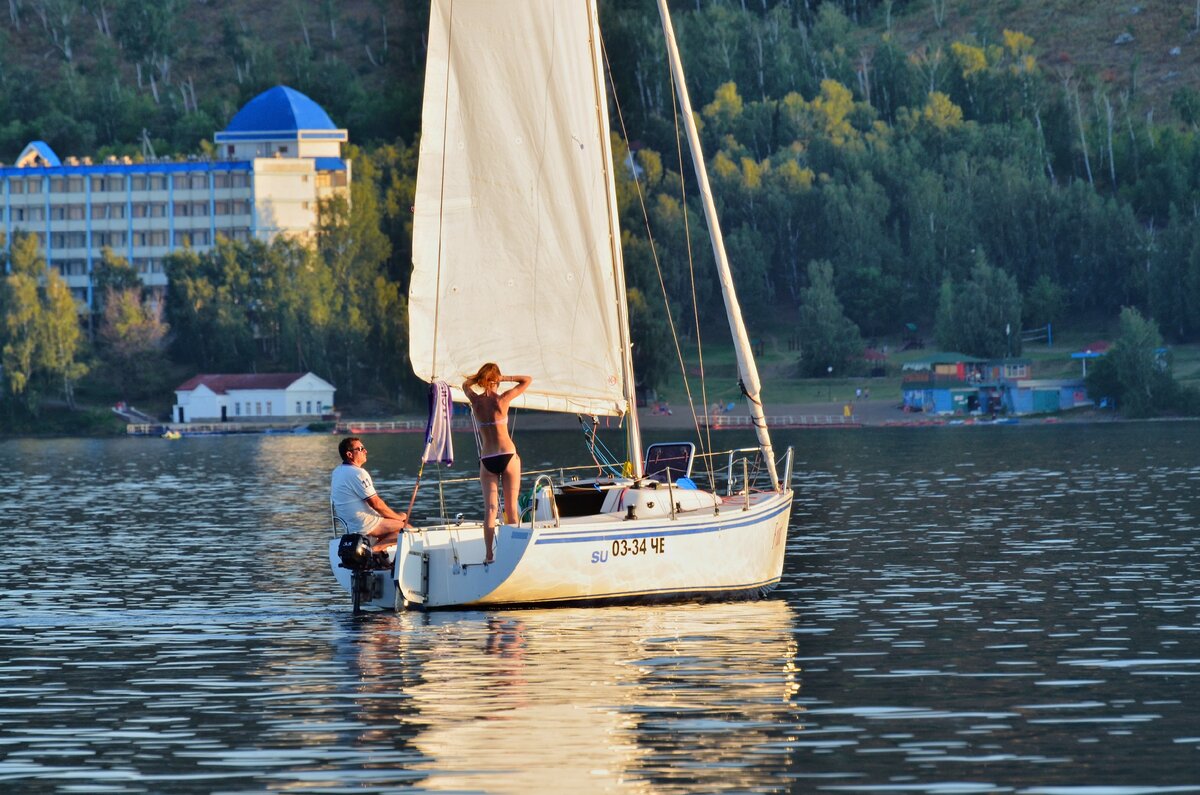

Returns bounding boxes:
[0,0,420,156]
[4,0,1200,424]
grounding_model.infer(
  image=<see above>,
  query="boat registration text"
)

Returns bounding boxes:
[592,537,666,563]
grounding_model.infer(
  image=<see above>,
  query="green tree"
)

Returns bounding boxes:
[620,232,675,395]
[38,270,89,409]
[1,235,44,410]
[0,266,41,411]
[934,251,1022,358]
[1024,275,1065,331]
[92,247,143,298]
[627,285,672,396]
[316,145,397,401]
[163,243,253,371]
[795,260,864,377]
[0,233,87,412]
[1086,306,1183,418]
[97,287,170,401]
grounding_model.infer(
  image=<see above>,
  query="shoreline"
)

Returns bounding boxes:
[11,400,1194,440]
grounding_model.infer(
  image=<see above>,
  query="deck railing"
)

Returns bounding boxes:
[710,414,858,428]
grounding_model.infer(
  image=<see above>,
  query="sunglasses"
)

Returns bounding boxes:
[350,446,367,453]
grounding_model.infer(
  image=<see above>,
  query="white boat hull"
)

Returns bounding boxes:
[330,486,792,610]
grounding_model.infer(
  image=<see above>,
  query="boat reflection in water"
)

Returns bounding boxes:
[344,600,801,793]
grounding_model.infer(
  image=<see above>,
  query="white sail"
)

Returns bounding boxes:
[410,0,630,417]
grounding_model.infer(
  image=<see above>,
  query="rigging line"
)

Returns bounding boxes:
[429,0,457,382]
[405,460,426,520]
[665,46,716,492]
[599,28,714,489]
[578,415,623,477]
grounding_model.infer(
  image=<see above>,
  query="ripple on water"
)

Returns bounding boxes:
[2,427,1200,791]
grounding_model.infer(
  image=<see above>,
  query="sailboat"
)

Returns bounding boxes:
[329,0,794,610]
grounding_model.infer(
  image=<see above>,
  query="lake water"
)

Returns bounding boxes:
[2,422,1199,793]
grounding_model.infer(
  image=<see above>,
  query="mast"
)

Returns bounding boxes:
[655,0,781,491]
[589,0,643,477]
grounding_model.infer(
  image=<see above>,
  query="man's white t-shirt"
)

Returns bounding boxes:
[331,463,383,534]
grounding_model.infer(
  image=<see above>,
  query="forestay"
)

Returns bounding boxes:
[410,0,631,417]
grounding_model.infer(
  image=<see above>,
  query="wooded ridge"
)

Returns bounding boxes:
[3,0,1200,425]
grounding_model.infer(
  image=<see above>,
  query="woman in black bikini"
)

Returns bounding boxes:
[463,363,532,563]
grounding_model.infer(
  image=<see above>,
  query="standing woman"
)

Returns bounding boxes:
[463,363,532,564]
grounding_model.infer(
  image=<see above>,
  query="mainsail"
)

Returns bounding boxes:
[410,0,632,418]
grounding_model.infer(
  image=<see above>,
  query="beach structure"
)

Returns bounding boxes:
[902,352,1091,416]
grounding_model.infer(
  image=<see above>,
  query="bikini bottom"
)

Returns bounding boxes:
[480,452,514,475]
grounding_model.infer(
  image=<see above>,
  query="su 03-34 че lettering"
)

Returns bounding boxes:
[613,537,665,556]
[591,537,666,563]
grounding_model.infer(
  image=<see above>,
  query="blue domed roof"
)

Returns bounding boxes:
[224,86,336,133]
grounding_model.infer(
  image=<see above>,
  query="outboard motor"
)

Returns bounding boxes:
[337,533,384,613]
[337,533,374,571]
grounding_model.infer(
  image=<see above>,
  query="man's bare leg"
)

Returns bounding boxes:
[369,517,407,552]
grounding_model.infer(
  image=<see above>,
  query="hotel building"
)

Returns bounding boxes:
[0,85,351,309]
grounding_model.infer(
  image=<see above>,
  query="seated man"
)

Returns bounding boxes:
[331,437,409,552]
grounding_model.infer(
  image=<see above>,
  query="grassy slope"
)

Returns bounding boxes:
[887,0,1200,120]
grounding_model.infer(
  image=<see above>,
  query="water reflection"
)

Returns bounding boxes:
[335,601,800,794]
[2,425,1200,792]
